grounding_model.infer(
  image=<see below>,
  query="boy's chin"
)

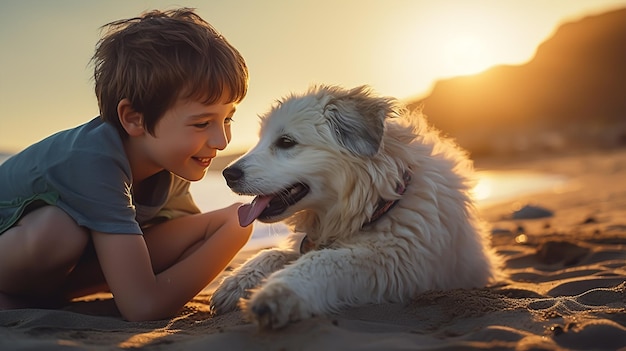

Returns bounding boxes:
[175,170,207,182]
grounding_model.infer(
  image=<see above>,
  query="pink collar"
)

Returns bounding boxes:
[299,171,411,254]
[365,171,411,226]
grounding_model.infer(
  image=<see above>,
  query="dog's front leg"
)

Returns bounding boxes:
[242,247,396,329]
[210,248,300,314]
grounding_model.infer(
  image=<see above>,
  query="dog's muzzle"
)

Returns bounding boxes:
[222,165,310,227]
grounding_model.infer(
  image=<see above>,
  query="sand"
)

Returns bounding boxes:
[1,149,626,350]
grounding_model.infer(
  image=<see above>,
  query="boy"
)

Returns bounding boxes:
[0,8,253,321]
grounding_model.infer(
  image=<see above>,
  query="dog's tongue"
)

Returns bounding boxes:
[238,195,273,227]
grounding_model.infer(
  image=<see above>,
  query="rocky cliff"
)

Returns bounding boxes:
[412,8,626,156]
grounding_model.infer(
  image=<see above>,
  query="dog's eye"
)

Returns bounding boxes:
[276,136,297,149]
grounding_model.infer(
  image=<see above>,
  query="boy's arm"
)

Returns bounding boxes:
[92,203,251,321]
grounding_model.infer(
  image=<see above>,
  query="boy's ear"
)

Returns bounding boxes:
[117,99,145,137]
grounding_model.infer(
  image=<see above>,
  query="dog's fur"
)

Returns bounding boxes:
[210,85,501,329]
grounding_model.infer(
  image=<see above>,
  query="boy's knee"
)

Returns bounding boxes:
[23,206,89,264]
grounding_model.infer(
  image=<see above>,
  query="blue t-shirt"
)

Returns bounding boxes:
[0,117,200,234]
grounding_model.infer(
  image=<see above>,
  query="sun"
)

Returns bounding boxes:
[443,34,493,76]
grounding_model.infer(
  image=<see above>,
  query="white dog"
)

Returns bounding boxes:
[210,85,500,329]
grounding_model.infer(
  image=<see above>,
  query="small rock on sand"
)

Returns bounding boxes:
[512,204,554,219]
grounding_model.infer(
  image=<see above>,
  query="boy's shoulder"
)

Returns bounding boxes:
[23,117,125,162]
[3,117,130,179]
[62,117,124,153]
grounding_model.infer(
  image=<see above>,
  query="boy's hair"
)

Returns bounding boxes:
[92,8,248,137]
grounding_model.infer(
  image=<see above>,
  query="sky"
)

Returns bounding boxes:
[1,0,626,155]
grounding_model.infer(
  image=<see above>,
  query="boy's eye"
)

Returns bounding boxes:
[193,122,210,128]
[224,117,234,125]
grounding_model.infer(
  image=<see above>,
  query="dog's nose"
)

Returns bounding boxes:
[222,166,243,187]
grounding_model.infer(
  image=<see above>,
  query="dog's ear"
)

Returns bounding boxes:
[323,85,391,157]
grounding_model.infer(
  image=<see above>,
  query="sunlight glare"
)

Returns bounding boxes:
[472,175,492,201]
[444,34,493,76]
[410,5,526,79]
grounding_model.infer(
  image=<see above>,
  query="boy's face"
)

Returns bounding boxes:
[141,96,237,181]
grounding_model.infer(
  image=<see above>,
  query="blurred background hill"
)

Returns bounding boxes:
[411,7,626,157]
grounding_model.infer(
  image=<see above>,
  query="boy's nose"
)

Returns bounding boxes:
[208,128,229,150]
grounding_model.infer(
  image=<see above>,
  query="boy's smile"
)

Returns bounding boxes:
[193,157,214,168]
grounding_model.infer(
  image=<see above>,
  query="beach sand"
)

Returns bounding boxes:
[1,149,625,350]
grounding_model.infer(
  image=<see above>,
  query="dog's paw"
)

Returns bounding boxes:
[240,281,312,329]
[210,273,262,315]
